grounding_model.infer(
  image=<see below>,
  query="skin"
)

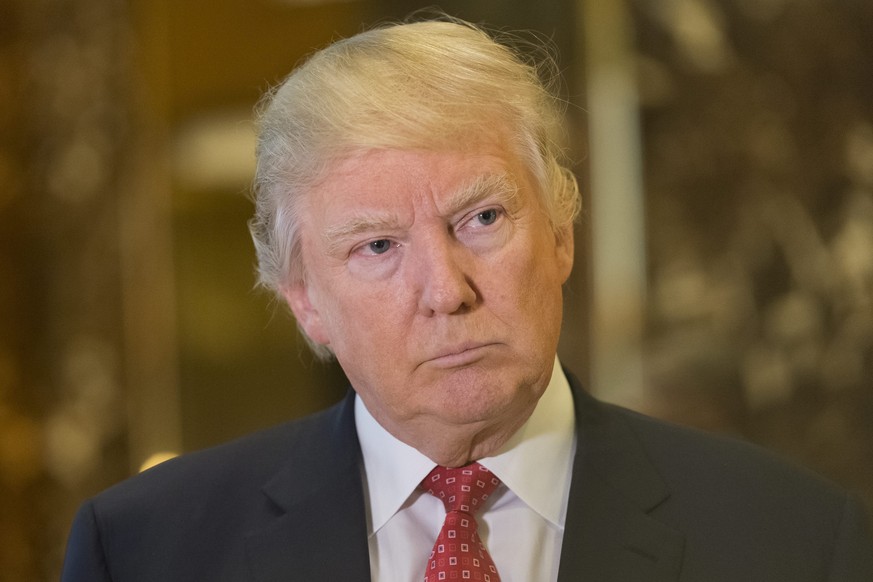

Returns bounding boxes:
[284,137,574,467]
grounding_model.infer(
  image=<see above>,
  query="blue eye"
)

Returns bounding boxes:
[368,239,392,254]
[477,209,499,225]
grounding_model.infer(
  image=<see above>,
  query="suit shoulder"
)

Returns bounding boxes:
[90,397,349,517]
[63,394,360,580]
[606,402,851,518]
[576,400,873,579]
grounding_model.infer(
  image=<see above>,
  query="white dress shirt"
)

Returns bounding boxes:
[355,357,577,581]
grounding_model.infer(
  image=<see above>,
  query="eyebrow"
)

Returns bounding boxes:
[322,212,403,256]
[443,171,520,218]
[320,171,520,255]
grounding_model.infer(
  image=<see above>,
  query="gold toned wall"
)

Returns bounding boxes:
[1,0,134,579]
[634,0,873,503]
[1,1,871,580]
[1,1,366,579]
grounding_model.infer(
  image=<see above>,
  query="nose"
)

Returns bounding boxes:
[415,234,478,315]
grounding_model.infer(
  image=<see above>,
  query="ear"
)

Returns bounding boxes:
[554,223,575,284]
[281,281,331,346]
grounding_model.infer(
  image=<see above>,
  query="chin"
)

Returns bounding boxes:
[429,379,530,424]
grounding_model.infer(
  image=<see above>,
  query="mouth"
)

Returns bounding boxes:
[425,342,497,368]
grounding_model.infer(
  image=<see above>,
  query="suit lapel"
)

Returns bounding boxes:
[558,376,685,582]
[244,391,371,582]
[240,373,685,581]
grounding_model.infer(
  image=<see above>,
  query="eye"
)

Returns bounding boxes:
[476,208,500,226]
[457,206,505,234]
[366,239,393,255]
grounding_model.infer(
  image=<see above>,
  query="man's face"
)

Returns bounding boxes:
[285,138,573,462]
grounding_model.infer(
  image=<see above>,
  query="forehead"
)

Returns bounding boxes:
[303,142,533,217]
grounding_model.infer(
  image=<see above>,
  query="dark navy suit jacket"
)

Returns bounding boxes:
[62,376,873,581]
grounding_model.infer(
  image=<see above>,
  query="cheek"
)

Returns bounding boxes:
[496,247,565,331]
[499,247,552,297]
[326,286,411,353]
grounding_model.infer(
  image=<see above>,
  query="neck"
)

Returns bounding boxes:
[379,401,538,468]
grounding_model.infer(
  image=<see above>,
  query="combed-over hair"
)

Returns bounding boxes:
[249,17,581,358]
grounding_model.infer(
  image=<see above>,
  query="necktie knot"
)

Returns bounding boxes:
[421,462,501,515]
[420,462,502,582]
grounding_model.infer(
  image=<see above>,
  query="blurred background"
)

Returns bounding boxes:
[2,0,872,579]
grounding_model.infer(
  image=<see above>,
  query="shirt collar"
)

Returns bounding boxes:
[478,357,576,528]
[355,391,436,536]
[355,356,576,534]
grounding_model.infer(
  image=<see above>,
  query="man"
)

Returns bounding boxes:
[62,17,872,582]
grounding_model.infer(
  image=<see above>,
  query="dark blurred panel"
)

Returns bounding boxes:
[369,0,576,68]
[150,0,366,453]
[172,184,349,451]
[164,0,369,121]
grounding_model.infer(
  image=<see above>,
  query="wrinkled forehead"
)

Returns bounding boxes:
[304,123,537,199]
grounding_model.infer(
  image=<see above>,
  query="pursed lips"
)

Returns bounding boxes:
[424,342,498,368]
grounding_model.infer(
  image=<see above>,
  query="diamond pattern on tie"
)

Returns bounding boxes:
[421,462,502,582]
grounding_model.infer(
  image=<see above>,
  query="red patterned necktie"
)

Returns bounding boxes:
[421,462,502,582]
